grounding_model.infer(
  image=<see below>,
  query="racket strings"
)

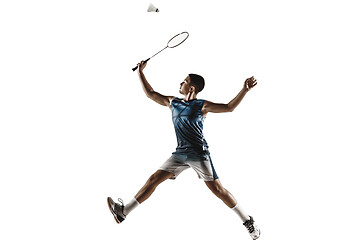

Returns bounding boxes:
[167,32,189,48]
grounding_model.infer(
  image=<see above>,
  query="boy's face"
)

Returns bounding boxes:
[179,76,192,95]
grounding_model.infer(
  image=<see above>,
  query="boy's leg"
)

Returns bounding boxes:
[205,179,249,221]
[124,170,174,215]
[135,170,174,203]
[205,179,238,208]
[107,170,174,223]
[205,179,260,239]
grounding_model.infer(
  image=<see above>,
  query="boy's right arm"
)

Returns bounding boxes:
[137,61,173,108]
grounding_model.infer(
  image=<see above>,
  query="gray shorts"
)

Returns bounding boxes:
[159,153,219,181]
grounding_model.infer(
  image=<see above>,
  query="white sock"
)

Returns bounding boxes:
[123,198,140,216]
[232,204,250,222]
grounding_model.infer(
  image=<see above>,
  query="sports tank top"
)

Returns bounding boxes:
[171,97,209,156]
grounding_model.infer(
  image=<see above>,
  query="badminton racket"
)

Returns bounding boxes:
[132,32,189,71]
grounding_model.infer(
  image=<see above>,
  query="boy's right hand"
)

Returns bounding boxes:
[137,60,147,71]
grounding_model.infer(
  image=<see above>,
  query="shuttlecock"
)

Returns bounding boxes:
[147,3,159,12]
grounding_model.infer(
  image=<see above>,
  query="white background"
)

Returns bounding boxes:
[1,0,345,239]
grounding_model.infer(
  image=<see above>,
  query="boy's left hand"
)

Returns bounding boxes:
[244,76,257,91]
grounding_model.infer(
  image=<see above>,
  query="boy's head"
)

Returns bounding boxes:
[179,74,205,95]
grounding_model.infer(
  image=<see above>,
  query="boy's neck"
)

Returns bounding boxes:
[184,92,197,102]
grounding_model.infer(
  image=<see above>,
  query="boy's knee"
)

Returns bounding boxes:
[148,173,159,185]
[148,171,167,185]
[214,186,226,196]
[207,182,226,196]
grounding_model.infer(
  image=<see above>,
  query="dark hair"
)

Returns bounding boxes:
[189,73,205,94]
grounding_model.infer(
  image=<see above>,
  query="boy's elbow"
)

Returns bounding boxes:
[145,89,154,98]
[145,92,151,98]
[146,90,158,102]
[227,105,234,112]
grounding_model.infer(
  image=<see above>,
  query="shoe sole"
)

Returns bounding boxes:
[107,197,121,224]
[252,229,261,239]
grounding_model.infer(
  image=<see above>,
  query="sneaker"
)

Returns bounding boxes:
[243,216,260,239]
[107,197,126,223]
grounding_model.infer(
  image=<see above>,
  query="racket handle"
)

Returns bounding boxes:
[132,58,150,71]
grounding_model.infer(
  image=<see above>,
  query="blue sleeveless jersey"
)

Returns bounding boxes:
[171,98,209,157]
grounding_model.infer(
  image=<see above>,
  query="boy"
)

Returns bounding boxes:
[107,61,260,239]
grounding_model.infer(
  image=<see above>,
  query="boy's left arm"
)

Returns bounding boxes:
[202,76,257,115]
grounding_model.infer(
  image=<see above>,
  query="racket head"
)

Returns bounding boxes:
[167,32,189,48]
